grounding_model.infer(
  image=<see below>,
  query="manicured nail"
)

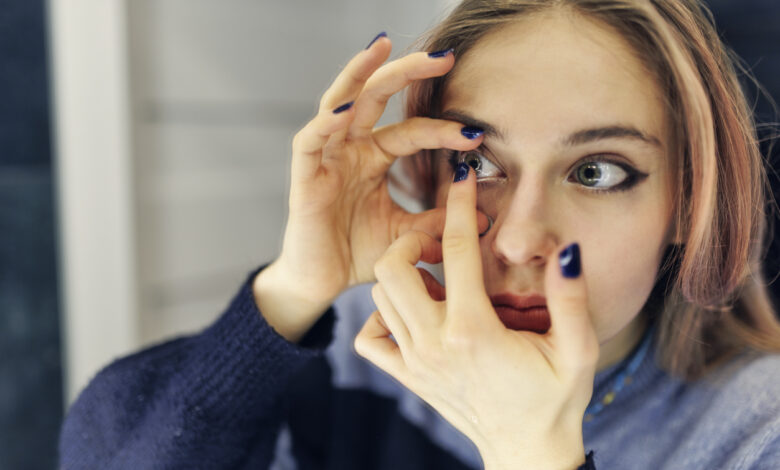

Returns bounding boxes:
[366,32,387,49]
[461,126,484,139]
[454,162,470,182]
[333,101,354,114]
[428,48,454,58]
[559,243,581,278]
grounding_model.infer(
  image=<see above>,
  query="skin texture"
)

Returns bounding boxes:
[435,10,676,372]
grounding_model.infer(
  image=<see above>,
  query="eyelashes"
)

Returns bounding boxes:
[447,147,648,194]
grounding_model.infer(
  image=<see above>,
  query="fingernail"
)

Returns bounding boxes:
[461,126,484,140]
[454,162,470,182]
[479,214,494,237]
[559,243,581,278]
[333,101,354,114]
[428,48,454,58]
[366,32,387,49]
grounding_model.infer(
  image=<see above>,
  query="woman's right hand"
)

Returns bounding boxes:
[254,34,486,341]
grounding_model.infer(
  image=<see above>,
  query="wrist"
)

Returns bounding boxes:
[478,430,586,470]
[252,260,338,343]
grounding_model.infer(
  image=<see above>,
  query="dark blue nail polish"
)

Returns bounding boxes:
[559,243,581,278]
[333,101,354,114]
[461,126,484,140]
[454,162,470,182]
[428,48,454,58]
[366,32,387,49]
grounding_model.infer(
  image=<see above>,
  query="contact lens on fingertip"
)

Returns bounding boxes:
[454,162,470,182]
[559,243,581,278]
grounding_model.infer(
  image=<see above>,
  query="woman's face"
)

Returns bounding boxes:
[434,11,676,370]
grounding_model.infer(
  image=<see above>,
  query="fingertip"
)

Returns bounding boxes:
[453,161,472,184]
[460,126,484,140]
[544,242,585,300]
[427,48,455,59]
[365,32,388,50]
[559,243,581,279]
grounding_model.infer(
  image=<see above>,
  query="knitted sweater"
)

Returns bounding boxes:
[59,267,780,469]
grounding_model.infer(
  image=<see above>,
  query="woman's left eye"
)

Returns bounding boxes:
[568,159,638,192]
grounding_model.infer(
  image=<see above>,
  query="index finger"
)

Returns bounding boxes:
[441,161,489,313]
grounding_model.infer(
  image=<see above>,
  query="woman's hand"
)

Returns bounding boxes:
[255,34,488,341]
[354,164,600,470]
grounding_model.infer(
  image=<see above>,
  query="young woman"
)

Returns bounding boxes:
[60,1,780,469]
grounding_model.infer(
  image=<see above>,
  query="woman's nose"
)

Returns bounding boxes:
[490,186,558,267]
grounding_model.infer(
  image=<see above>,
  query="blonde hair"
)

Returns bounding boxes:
[401,0,780,380]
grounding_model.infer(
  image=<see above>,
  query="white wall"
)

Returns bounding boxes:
[53,0,457,402]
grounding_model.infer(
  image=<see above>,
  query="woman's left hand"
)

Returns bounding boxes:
[354,164,600,470]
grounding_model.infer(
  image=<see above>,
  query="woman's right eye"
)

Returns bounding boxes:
[448,149,502,182]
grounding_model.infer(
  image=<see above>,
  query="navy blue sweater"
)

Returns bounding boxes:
[60,267,779,469]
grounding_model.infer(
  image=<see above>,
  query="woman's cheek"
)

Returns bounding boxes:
[583,226,665,340]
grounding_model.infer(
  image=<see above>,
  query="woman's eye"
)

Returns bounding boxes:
[569,160,632,191]
[449,150,502,181]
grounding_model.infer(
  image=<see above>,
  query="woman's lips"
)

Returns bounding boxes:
[490,293,550,333]
[493,305,551,333]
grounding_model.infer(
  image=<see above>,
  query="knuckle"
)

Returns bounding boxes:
[373,257,392,281]
[442,323,476,353]
[370,283,384,302]
[291,129,306,150]
[318,92,330,110]
[353,333,367,356]
[441,235,471,256]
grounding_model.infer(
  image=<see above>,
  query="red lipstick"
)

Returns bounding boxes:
[490,293,550,333]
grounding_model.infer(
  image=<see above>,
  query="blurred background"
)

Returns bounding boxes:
[1,0,778,468]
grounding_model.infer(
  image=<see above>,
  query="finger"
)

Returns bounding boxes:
[373,117,484,158]
[319,34,391,111]
[291,104,356,159]
[349,50,455,137]
[371,283,413,349]
[544,243,600,375]
[441,163,490,316]
[395,206,491,242]
[374,232,443,337]
[354,310,407,379]
[290,34,391,176]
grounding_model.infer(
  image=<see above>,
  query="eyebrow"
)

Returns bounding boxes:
[440,109,662,148]
[440,110,505,141]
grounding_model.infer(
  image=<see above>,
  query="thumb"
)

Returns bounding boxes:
[544,243,599,373]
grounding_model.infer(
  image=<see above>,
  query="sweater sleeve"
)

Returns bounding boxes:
[59,265,336,470]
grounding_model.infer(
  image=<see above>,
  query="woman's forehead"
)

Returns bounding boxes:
[442,11,668,150]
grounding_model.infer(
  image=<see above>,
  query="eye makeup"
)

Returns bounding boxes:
[566,156,649,194]
[445,148,649,194]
